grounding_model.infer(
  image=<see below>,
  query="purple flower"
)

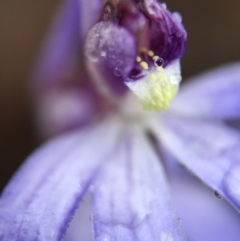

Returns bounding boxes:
[1,0,240,241]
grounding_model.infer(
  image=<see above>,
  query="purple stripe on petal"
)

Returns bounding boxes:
[91,125,186,241]
[170,63,240,119]
[156,115,240,211]
[0,119,121,241]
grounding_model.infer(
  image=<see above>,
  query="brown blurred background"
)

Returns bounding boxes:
[0,0,240,190]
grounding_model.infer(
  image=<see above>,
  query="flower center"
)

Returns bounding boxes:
[125,49,182,111]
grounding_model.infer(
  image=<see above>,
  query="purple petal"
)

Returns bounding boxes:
[223,163,240,210]
[33,0,81,89]
[33,0,103,89]
[91,126,186,241]
[36,87,97,138]
[142,0,187,65]
[169,63,240,119]
[78,0,103,40]
[162,149,240,241]
[32,0,104,136]
[63,194,93,241]
[156,115,240,211]
[0,119,121,241]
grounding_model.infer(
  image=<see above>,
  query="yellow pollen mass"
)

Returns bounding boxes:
[157,66,164,72]
[128,49,181,111]
[140,61,149,70]
[147,50,154,57]
[136,56,141,62]
[125,60,182,111]
[150,73,157,81]
[160,75,166,81]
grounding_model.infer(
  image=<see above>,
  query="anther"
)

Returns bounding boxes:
[140,61,149,70]
[157,66,164,72]
[136,56,141,62]
[147,50,154,57]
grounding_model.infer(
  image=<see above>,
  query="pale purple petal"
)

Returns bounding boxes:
[169,63,240,119]
[32,0,104,136]
[36,88,97,138]
[63,194,93,241]
[91,125,186,241]
[0,119,121,241]
[78,0,103,40]
[223,163,240,210]
[156,115,240,211]
[33,0,81,89]
[33,0,103,89]
[162,149,240,241]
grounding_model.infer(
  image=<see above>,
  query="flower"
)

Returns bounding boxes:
[1,0,240,241]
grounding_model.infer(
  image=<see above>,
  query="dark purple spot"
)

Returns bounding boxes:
[128,67,143,80]
[154,57,164,67]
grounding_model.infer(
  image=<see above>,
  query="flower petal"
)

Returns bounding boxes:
[156,115,240,210]
[36,88,97,138]
[0,119,121,241]
[162,148,240,241]
[91,124,186,241]
[143,0,187,65]
[169,63,240,119]
[33,0,103,89]
[223,163,240,210]
[33,0,81,89]
[63,194,93,241]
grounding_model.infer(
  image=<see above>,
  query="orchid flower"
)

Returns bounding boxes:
[1,0,240,241]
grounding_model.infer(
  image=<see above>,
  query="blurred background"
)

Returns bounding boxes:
[0,0,240,190]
